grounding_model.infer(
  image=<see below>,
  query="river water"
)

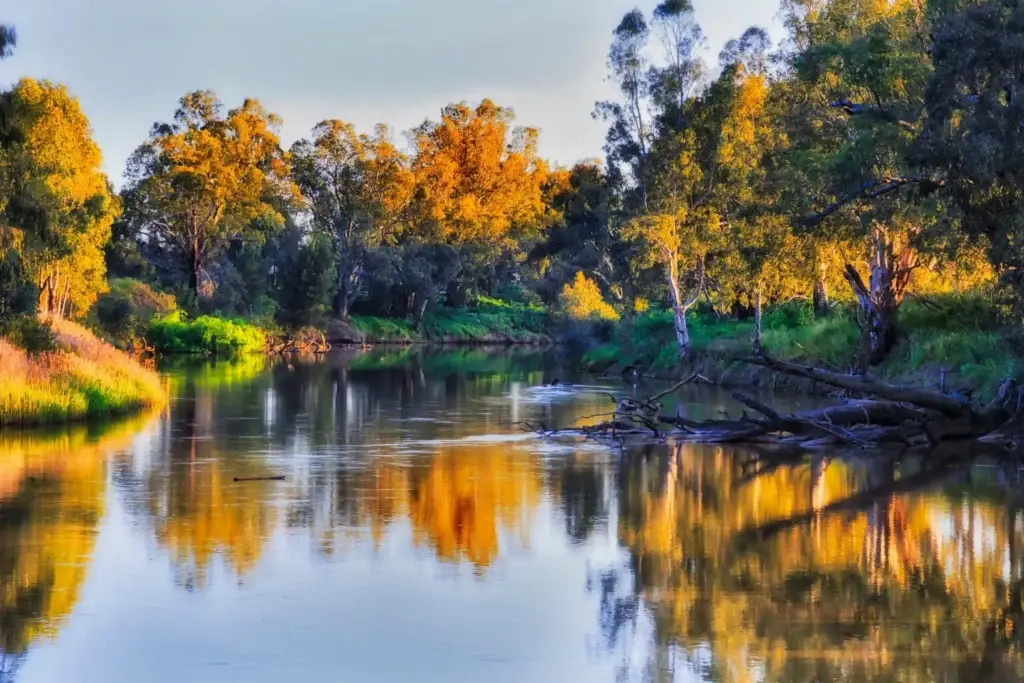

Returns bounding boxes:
[1,347,1022,683]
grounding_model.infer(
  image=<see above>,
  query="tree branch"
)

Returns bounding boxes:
[800,175,945,228]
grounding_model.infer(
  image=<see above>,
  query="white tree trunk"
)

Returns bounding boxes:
[667,259,691,357]
[753,287,763,356]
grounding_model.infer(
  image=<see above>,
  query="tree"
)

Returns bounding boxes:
[919,0,1024,313]
[272,221,337,327]
[0,24,15,59]
[783,0,940,366]
[560,271,619,321]
[529,161,623,305]
[291,121,414,319]
[123,91,296,305]
[409,99,553,303]
[595,9,654,208]
[0,79,118,318]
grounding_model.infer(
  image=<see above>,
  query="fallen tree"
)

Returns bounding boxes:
[524,355,1024,452]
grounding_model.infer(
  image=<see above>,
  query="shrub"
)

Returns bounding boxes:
[762,300,815,330]
[560,272,619,321]
[0,315,58,354]
[93,278,177,346]
[147,312,266,355]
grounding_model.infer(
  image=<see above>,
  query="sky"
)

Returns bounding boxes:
[0,0,784,184]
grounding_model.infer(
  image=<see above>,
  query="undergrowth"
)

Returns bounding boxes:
[581,293,1022,395]
[147,311,267,355]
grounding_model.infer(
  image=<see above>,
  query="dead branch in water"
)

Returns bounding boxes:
[529,354,1024,453]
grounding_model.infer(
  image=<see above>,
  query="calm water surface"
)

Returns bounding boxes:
[1,348,1023,683]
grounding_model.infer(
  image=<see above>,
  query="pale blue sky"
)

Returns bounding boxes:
[1,0,783,183]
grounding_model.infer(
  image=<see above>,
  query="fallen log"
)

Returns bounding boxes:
[740,354,970,417]
[526,357,1024,453]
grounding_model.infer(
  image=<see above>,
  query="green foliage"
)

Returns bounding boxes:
[273,230,336,328]
[761,301,815,331]
[761,313,861,368]
[348,299,550,343]
[582,343,620,370]
[92,278,177,346]
[0,315,57,354]
[147,312,266,356]
[0,248,37,319]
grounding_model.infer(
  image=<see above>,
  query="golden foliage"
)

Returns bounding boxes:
[612,445,1024,682]
[559,271,619,321]
[1,78,119,318]
[0,414,156,655]
[126,91,298,294]
[411,100,553,248]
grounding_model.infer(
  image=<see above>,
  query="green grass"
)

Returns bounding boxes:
[582,294,1023,396]
[349,299,552,344]
[348,316,416,342]
[147,312,267,355]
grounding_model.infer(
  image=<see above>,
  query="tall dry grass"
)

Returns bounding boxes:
[0,317,166,426]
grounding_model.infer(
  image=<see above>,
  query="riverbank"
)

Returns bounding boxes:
[0,317,166,426]
[327,301,552,345]
[580,296,1021,399]
[92,287,553,354]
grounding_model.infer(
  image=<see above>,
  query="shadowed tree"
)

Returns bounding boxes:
[0,25,15,59]
[291,121,414,319]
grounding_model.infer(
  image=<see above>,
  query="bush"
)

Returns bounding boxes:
[93,278,177,346]
[147,312,267,355]
[0,315,58,354]
[560,272,619,321]
[762,300,815,330]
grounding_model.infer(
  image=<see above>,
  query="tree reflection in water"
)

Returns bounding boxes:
[0,415,155,681]
[597,441,1024,683]
[8,352,1024,683]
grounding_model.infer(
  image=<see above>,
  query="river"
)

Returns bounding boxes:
[0,347,1021,683]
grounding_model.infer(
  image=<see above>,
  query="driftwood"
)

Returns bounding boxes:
[527,353,1024,453]
[268,329,331,355]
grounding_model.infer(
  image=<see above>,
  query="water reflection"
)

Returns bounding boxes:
[1,349,1023,682]
[0,416,155,680]
[602,442,1024,683]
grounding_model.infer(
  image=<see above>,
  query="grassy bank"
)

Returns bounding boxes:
[0,318,167,426]
[581,295,1021,398]
[335,298,552,345]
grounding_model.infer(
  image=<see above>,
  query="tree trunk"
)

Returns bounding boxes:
[413,295,430,330]
[38,273,58,316]
[845,227,917,371]
[188,247,201,305]
[813,268,829,318]
[335,287,352,321]
[666,261,691,357]
[753,287,763,356]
